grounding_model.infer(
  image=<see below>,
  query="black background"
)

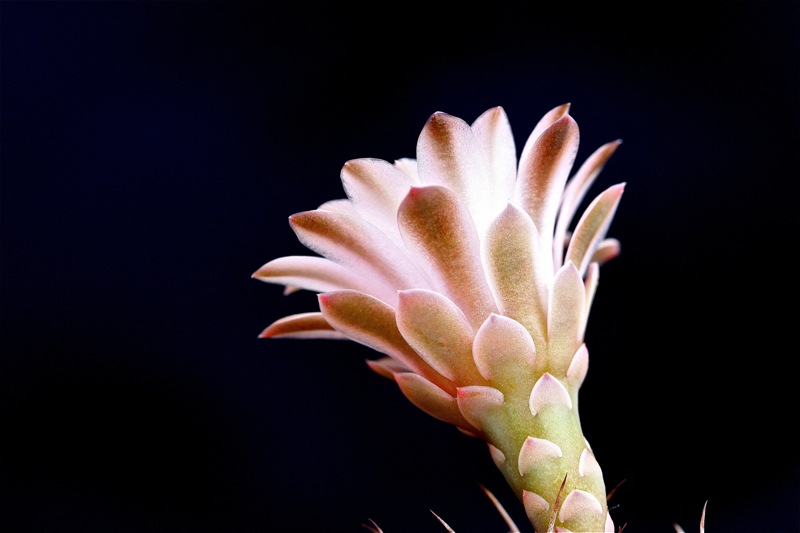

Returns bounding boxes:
[2,2,798,532]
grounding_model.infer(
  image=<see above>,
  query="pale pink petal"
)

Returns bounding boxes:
[547,262,586,375]
[290,209,429,306]
[456,385,504,432]
[488,443,506,467]
[591,238,621,266]
[558,490,603,524]
[484,203,549,346]
[396,289,480,384]
[554,140,622,269]
[529,373,573,416]
[564,183,625,277]
[397,185,498,329]
[473,314,536,388]
[395,372,477,433]
[514,114,580,265]
[317,198,356,215]
[340,158,414,247]
[518,436,563,476]
[528,103,571,145]
[471,106,517,225]
[523,490,550,523]
[259,312,346,339]
[318,290,455,394]
[578,448,602,478]
[565,344,589,389]
[415,111,496,236]
[393,158,420,182]
[252,255,375,294]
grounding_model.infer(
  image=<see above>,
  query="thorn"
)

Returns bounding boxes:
[700,500,708,533]
[478,483,521,533]
[547,473,569,532]
[430,510,456,533]
[361,518,384,532]
[607,478,627,502]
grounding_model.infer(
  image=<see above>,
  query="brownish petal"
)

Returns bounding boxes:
[290,209,429,306]
[554,140,622,270]
[396,289,481,384]
[415,111,495,235]
[397,185,497,329]
[318,290,456,395]
[259,312,346,339]
[514,114,580,265]
[564,183,625,276]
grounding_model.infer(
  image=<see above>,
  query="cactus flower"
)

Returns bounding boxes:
[254,104,624,532]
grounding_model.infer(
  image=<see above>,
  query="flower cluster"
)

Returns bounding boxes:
[254,104,624,532]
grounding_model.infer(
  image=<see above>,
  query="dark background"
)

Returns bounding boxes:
[2,2,798,532]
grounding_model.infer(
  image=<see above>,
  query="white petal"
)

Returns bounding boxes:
[471,106,517,226]
[252,255,374,294]
[416,111,495,237]
[290,209,429,306]
[340,158,414,248]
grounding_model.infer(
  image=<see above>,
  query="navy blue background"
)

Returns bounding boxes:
[2,2,798,532]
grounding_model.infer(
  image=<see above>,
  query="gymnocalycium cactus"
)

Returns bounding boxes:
[253,104,626,532]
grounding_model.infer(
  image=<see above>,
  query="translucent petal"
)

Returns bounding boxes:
[415,111,495,237]
[484,203,549,346]
[318,290,455,394]
[564,183,625,277]
[290,209,429,306]
[514,114,580,264]
[554,140,622,269]
[340,158,414,247]
[396,289,480,384]
[397,185,497,329]
[259,312,346,339]
[547,262,585,375]
[393,157,420,183]
[471,106,517,227]
[252,255,374,294]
